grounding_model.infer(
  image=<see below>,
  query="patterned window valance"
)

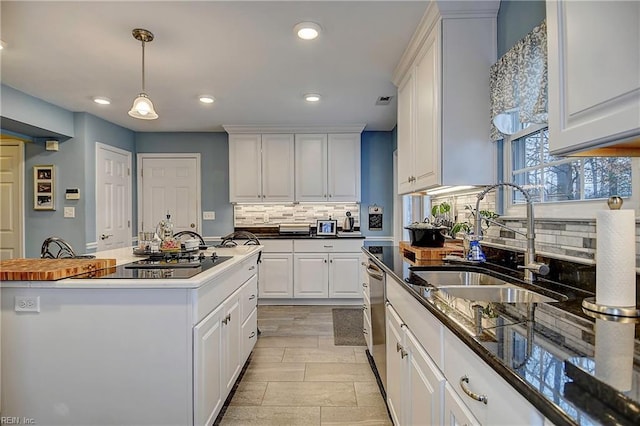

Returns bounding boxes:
[490,20,548,141]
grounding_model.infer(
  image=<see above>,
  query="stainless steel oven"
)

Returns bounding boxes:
[366,258,387,390]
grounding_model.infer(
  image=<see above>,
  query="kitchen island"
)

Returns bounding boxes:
[1,245,262,426]
[363,242,640,426]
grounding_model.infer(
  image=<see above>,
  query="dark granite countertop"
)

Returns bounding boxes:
[363,241,640,426]
[234,226,366,240]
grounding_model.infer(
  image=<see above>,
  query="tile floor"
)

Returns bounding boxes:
[218,305,392,426]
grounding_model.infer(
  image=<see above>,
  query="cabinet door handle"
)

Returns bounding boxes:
[396,342,402,353]
[362,282,368,288]
[222,317,228,325]
[324,259,327,263]
[362,305,367,311]
[249,331,256,338]
[324,245,333,248]
[330,259,333,263]
[249,265,256,271]
[459,375,488,405]
[249,294,256,300]
[362,329,368,334]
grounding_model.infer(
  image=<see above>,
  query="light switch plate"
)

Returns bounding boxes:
[64,207,75,218]
[203,211,215,220]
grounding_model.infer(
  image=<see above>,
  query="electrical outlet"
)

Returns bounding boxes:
[15,296,40,312]
[64,207,75,218]
[203,211,215,220]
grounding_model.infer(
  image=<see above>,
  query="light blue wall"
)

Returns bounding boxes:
[1,84,75,138]
[361,131,395,237]
[135,133,233,237]
[81,113,137,245]
[497,0,546,57]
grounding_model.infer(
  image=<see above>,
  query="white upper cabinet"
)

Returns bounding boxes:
[295,133,361,202]
[328,134,361,202]
[393,2,499,194]
[547,0,640,156]
[261,134,295,202]
[228,134,262,203]
[228,134,294,203]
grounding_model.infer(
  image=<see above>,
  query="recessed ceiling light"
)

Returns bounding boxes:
[93,96,111,105]
[304,93,321,102]
[199,95,215,104]
[294,22,321,40]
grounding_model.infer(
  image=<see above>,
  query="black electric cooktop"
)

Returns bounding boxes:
[71,253,233,279]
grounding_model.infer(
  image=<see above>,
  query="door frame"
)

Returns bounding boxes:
[0,138,25,258]
[136,153,202,235]
[95,142,133,251]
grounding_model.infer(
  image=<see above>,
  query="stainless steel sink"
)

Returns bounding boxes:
[412,270,512,287]
[437,285,560,303]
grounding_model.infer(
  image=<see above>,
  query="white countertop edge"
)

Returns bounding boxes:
[1,245,263,289]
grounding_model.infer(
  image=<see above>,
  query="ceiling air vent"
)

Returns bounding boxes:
[375,96,393,106]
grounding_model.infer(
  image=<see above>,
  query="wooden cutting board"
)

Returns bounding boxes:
[0,258,117,281]
[399,241,463,261]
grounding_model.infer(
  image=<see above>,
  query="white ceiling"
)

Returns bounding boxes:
[0,1,428,133]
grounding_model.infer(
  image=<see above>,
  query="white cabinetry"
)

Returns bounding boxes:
[386,304,445,426]
[393,3,498,194]
[295,133,361,202]
[228,134,294,202]
[385,273,544,426]
[361,255,373,353]
[547,0,640,155]
[193,253,260,426]
[293,239,363,299]
[259,240,294,298]
[193,304,225,426]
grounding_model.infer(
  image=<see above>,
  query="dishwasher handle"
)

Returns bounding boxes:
[365,263,384,281]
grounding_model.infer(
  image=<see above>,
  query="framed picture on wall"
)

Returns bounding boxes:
[33,165,55,210]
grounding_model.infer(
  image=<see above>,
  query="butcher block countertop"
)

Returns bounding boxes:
[0,258,116,281]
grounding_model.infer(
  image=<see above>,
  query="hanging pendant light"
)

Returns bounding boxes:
[128,28,158,120]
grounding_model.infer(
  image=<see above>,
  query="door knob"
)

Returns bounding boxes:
[190,223,196,228]
[100,234,113,240]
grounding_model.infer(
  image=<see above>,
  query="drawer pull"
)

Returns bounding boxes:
[249,294,256,300]
[460,375,488,405]
[362,329,368,334]
[324,245,333,248]
[249,331,256,338]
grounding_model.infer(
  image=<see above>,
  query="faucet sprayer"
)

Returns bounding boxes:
[474,182,549,282]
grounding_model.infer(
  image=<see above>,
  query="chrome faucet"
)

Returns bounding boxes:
[474,182,549,282]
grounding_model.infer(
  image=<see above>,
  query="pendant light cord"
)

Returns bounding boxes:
[141,40,146,93]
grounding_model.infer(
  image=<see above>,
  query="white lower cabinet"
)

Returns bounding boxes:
[193,304,225,426]
[259,253,294,298]
[386,304,445,426]
[293,253,329,297]
[386,276,545,426]
[443,328,544,425]
[293,252,361,298]
[444,382,481,426]
[193,260,259,426]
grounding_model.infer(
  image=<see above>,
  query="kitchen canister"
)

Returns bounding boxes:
[595,196,636,308]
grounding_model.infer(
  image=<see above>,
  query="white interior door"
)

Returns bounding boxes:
[0,140,24,260]
[96,143,132,251]
[138,154,200,235]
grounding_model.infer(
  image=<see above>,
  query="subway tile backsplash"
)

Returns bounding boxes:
[234,203,360,227]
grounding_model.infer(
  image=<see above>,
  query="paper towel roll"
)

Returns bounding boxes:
[596,209,636,307]
[594,318,635,391]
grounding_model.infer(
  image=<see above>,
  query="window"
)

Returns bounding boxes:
[509,126,632,205]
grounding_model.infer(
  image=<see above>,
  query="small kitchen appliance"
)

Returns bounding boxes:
[343,211,355,232]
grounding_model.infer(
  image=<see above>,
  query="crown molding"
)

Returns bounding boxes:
[392,0,499,86]
[223,124,366,134]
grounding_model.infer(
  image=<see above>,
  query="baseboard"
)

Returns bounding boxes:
[258,298,364,306]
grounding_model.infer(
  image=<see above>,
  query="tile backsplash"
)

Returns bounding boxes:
[431,190,639,267]
[234,203,360,227]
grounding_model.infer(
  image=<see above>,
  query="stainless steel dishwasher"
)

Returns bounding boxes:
[366,258,387,390]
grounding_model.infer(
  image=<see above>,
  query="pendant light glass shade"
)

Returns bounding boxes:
[128,93,158,119]
[129,28,158,120]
